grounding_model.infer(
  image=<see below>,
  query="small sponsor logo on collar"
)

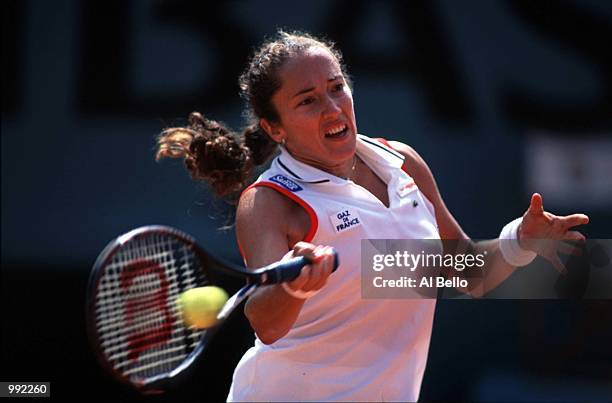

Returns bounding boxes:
[330,208,363,233]
[269,175,303,192]
[397,178,416,197]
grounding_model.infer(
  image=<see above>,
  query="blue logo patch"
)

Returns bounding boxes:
[269,175,303,192]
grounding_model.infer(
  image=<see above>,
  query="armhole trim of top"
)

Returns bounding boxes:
[236,182,319,262]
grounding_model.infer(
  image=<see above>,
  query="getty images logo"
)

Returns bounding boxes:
[269,175,303,192]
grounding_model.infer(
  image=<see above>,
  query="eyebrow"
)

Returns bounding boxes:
[291,75,343,99]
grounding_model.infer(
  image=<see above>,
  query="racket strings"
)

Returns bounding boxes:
[102,235,192,376]
[94,233,207,381]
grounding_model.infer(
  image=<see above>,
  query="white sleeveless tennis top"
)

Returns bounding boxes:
[228,135,440,402]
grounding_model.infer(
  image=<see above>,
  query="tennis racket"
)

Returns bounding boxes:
[86,225,338,394]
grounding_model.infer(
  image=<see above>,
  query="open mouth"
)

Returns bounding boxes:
[324,124,348,139]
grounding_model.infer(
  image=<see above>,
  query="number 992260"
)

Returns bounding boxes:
[0,382,50,397]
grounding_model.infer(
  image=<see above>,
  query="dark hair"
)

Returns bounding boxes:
[156,30,350,199]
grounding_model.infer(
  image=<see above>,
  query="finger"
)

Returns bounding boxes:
[317,247,335,279]
[292,241,318,260]
[287,265,311,290]
[293,241,316,254]
[564,230,586,243]
[309,247,335,287]
[321,246,335,276]
[279,249,295,262]
[549,254,568,276]
[528,193,544,215]
[303,247,333,290]
[557,241,583,256]
[311,245,327,263]
[560,214,590,229]
[304,262,323,290]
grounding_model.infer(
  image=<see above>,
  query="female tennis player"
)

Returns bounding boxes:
[156,31,589,402]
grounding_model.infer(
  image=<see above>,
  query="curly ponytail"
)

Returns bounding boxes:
[156,112,277,197]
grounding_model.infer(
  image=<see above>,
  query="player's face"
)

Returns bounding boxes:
[263,48,357,176]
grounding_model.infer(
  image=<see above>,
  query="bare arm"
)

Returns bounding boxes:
[388,141,588,297]
[237,186,334,344]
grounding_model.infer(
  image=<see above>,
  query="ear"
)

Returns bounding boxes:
[259,118,285,144]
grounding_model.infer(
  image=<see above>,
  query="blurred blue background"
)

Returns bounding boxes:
[2,0,611,401]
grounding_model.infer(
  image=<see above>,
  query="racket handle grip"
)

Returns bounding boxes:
[257,249,339,285]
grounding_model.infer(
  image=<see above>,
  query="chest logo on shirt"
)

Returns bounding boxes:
[330,208,363,233]
[269,174,303,192]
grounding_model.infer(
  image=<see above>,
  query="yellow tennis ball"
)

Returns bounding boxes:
[176,286,229,329]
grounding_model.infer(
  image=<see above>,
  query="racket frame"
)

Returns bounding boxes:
[86,226,225,393]
[86,225,338,393]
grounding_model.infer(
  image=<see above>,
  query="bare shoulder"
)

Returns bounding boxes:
[236,185,310,267]
[237,186,292,238]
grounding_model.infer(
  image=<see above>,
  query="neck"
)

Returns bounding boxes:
[281,146,357,180]
[306,156,357,180]
[338,155,358,181]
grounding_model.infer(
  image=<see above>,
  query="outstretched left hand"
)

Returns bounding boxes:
[518,193,589,274]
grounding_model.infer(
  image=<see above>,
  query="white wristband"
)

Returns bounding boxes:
[281,282,320,299]
[499,217,537,267]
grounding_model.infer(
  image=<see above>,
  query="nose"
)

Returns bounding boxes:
[321,95,342,119]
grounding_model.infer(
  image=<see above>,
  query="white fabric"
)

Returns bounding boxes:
[228,135,441,402]
[499,217,537,267]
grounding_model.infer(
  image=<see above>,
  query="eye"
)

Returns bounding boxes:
[298,97,315,106]
[332,83,344,92]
